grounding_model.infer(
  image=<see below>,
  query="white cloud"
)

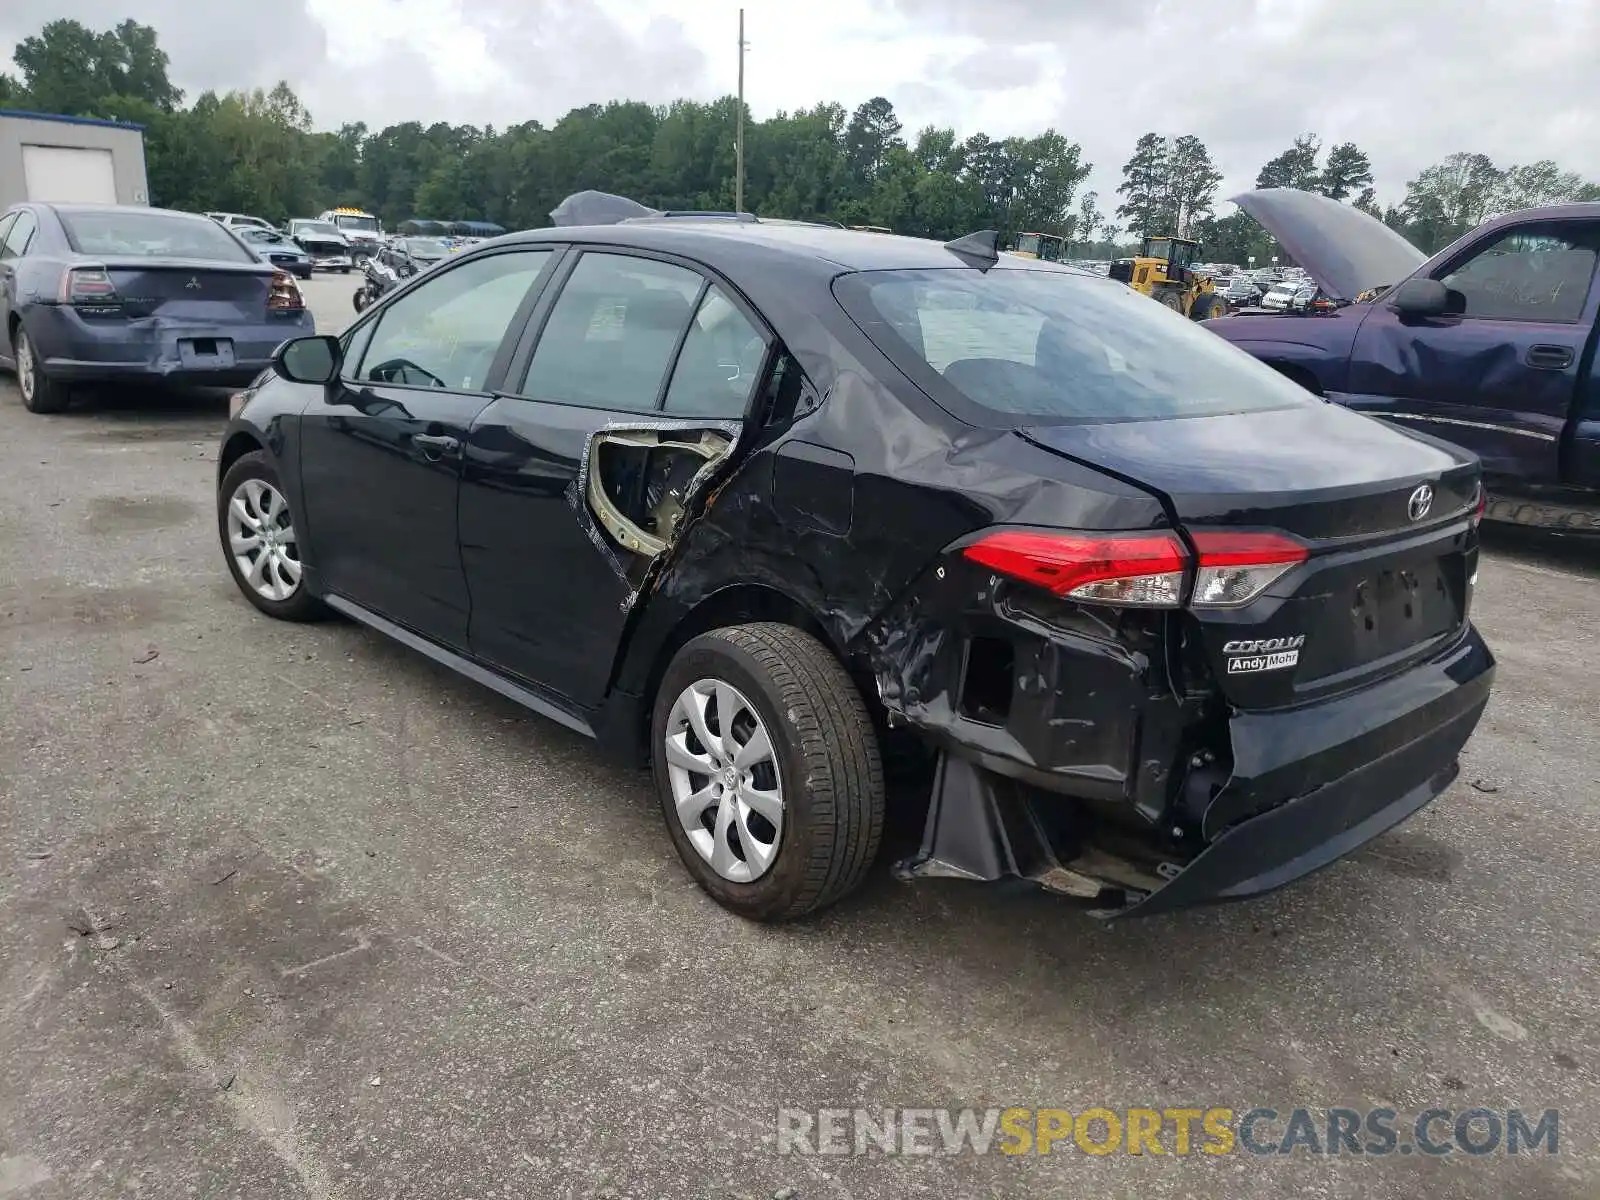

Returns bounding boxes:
[6,0,1597,216]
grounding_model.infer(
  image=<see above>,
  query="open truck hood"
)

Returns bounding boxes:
[1230,188,1427,301]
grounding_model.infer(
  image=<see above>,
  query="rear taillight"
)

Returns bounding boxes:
[1471,482,1487,527]
[268,270,304,310]
[962,530,1188,608]
[1189,530,1308,608]
[60,266,119,305]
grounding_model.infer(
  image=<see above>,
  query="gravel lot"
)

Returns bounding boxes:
[1,272,1597,1198]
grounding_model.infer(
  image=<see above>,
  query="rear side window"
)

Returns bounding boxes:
[835,267,1320,425]
[59,210,253,262]
[1,211,37,260]
[519,252,702,412]
[662,285,767,417]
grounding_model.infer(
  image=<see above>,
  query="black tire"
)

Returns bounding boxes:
[339,266,352,275]
[1190,293,1227,322]
[1155,288,1185,314]
[217,450,327,622]
[352,287,368,313]
[13,326,70,413]
[651,623,885,921]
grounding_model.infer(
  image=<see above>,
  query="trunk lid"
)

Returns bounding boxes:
[97,258,274,322]
[1229,188,1427,300]
[1020,405,1480,709]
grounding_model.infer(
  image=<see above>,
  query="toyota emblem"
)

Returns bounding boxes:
[1407,484,1434,522]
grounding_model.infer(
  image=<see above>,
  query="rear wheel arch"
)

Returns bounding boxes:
[624,583,867,747]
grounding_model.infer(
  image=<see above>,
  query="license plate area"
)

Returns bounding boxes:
[1351,560,1455,657]
[177,337,235,369]
[1291,552,1465,690]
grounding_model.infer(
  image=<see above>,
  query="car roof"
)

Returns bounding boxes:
[497,219,1098,277]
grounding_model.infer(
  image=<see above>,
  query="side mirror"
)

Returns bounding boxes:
[273,335,341,385]
[1389,278,1454,318]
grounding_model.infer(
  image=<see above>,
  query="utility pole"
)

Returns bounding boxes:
[735,8,746,215]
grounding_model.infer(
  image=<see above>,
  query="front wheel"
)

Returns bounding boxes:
[352,287,369,313]
[217,450,326,621]
[1190,293,1227,322]
[339,266,352,275]
[652,623,884,921]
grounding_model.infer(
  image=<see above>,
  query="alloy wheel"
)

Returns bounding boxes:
[226,477,302,602]
[663,678,785,883]
[16,332,35,403]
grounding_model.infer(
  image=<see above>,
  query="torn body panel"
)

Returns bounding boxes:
[890,573,1495,917]
[586,428,734,562]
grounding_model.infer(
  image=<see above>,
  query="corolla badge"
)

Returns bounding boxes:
[1408,484,1433,522]
[185,277,202,290]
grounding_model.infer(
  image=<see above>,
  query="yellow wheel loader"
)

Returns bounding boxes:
[1108,235,1228,321]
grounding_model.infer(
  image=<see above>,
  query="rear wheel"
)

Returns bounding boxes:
[339,266,352,275]
[352,287,368,313]
[13,326,69,414]
[1155,288,1185,314]
[652,623,884,921]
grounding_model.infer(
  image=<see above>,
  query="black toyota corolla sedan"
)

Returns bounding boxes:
[215,196,1494,922]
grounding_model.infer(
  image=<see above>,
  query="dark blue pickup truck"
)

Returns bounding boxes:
[1212,189,1600,532]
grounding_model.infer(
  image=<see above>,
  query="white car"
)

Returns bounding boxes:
[207,211,276,234]
[1261,281,1321,312]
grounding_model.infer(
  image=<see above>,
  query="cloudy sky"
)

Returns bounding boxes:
[5,0,1598,212]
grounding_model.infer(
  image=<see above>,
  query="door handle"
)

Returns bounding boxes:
[1526,344,1574,370]
[413,433,461,458]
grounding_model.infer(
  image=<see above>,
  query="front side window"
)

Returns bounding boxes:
[835,267,1321,426]
[662,286,768,417]
[355,250,551,391]
[519,252,702,412]
[1439,225,1599,323]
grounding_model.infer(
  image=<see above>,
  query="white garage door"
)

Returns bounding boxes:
[21,144,118,204]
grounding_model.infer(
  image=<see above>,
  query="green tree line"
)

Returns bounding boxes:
[6,18,1599,262]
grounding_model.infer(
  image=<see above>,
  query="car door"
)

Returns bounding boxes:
[298,247,560,650]
[459,248,769,708]
[1345,221,1600,484]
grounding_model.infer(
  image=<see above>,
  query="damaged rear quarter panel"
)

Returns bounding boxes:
[612,285,1187,813]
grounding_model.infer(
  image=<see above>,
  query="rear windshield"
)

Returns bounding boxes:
[833,267,1320,426]
[61,210,256,262]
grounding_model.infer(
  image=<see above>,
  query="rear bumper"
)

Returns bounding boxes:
[897,625,1495,916]
[1121,627,1492,915]
[29,304,312,386]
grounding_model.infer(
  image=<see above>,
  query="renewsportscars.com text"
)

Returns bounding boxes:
[775,1106,1559,1158]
